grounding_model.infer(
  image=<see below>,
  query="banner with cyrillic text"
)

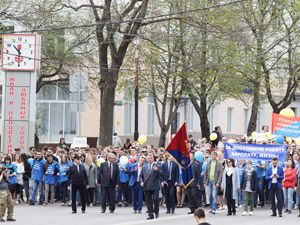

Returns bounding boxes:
[224,143,287,162]
[272,113,300,138]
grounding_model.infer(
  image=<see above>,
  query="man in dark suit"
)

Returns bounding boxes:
[265,157,284,217]
[140,153,163,220]
[67,155,89,214]
[162,155,179,214]
[187,153,201,214]
[129,156,146,213]
[97,153,120,213]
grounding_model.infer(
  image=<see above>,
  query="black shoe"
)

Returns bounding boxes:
[208,210,212,213]
[233,212,236,216]
[133,210,137,213]
[101,210,105,213]
[72,211,76,214]
[117,202,122,207]
[254,205,257,208]
[6,218,16,221]
[138,211,142,214]
[110,210,114,213]
[171,210,174,214]
[166,211,170,214]
[298,213,300,217]
[270,213,277,217]
[227,213,232,216]
[0,219,5,222]
[124,201,129,207]
[288,210,291,214]
[155,213,159,218]
[29,202,35,205]
[82,211,85,213]
[279,214,282,217]
[284,209,289,212]
[146,216,154,220]
[188,211,194,214]
[38,202,43,205]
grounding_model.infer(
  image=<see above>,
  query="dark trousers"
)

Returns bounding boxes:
[270,183,282,214]
[86,188,94,205]
[117,182,130,203]
[101,182,116,212]
[186,186,198,212]
[254,177,265,206]
[145,190,159,217]
[72,184,86,212]
[165,182,176,211]
[54,183,61,200]
[225,185,235,214]
[131,182,143,211]
[59,181,68,203]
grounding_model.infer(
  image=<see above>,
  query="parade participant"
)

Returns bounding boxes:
[13,154,24,204]
[186,154,201,214]
[97,153,120,213]
[21,153,31,203]
[236,159,246,208]
[43,154,57,206]
[221,158,240,216]
[252,160,265,208]
[84,155,97,207]
[67,155,89,213]
[176,167,185,208]
[203,151,223,214]
[56,154,69,206]
[282,159,296,214]
[241,161,258,216]
[117,154,131,207]
[4,156,17,197]
[295,165,300,217]
[129,155,146,213]
[266,157,284,217]
[0,163,16,222]
[194,208,210,225]
[162,155,179,214]
[30,150,46,205]
[140,153,163,220]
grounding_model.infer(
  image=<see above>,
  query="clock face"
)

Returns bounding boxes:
[2,34,36,71]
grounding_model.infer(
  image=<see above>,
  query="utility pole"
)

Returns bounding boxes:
[134,46,139,141]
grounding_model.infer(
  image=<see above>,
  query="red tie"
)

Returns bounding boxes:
[109,163,112,180]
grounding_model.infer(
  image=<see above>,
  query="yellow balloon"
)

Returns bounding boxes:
[279,108,295,117]
[251,132,257,138]
[138,135,147,144]
[296,138,300,145]
[264,132,271,139]
[210,133,217,141]
[228,139,235,143]
[97,158,105,167]
[286,137,292,144]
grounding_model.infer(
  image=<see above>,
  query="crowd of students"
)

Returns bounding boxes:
[1,134,300,221]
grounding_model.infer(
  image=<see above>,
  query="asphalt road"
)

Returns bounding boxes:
[5,202,300,225]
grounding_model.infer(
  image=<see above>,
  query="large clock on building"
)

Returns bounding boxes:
[2,34,37,71]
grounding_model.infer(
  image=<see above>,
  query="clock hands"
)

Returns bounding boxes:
[13,45,22,67]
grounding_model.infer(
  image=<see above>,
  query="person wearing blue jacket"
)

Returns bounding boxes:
[43,154,58,206]
[265,157,284,217]
[57,154,69,206]
[29,150,46,205]
[4,156,17,196]
[129,156,146,213]
[117,157,131,207]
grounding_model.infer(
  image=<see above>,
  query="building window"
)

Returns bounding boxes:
[244,109,250,134]
[147,95,155,135]
[124,88,133,135]
[227,107,234,133]
[36,84,76,143]
[186,102,194,131]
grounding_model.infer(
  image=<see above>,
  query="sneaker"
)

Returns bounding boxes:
[61,203,65,206]
[294,205,298,210]
[209,210,212,213]
[242,211,248,216]
[67,202,72,206]
[212,210,216,214]
[49,203,53,206]
[89,203,93,207]
[235,204,238,208]
[38,202,43,205]
[29,202,35,205]
[249,211,253,216]
[43,203,48,206]
[224,205,228,210]
[6,218,16,222]
[218,207,223,211]
[14,201,19,205]
[0,218,5,222]
[239,205,243,208]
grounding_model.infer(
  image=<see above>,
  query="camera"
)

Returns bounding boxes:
[0,168,11,184]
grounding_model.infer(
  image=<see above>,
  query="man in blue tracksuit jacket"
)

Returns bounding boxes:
[30,150,46,205]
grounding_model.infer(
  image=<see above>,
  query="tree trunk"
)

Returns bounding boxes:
[158,127,168,148]
[247,84,260,136]
[99,73,117,147]
[199,109,210,140]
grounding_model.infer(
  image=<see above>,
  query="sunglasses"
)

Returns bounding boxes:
[227,161,232,163]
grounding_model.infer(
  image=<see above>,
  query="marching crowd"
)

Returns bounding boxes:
[1,130,300,223]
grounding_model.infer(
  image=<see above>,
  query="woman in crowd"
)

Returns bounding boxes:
[124,138,132,150]
[57,154,69,206]
[176,167,185,208]
[4,156,17,197]
[13,154,24,204]
[217,152,226,210]
[43,154,57,206]
[241,161,258,216]
[58,137,67,148]
[283,159,297,214]
[236,159,246,208]
[21,153,32,203]
[221,158,240,216]
[84,155,97,207]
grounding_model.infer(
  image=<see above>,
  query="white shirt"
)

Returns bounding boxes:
[272,166,278,183]
[137,164,142,182]
[75,163,80,173]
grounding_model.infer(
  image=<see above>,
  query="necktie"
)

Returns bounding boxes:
[148,164,152,174]
[109,163,112,179]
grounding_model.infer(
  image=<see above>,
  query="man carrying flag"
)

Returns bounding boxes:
[166,123,200,214]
